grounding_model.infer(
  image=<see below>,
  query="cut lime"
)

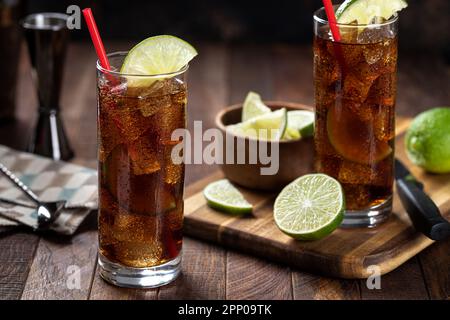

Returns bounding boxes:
[274,174,345,240]
[227,108,288,141]
[204,179,252,215]
[283,110,314,140]
[336,0,408,25]
[242,91,271,122]
[283,127,301,140]
[327,104,392,164]
[121,35,197,86]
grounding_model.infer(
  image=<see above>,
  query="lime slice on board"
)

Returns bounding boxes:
[242,91,271,122]
[336,0,408,25]
[121,35,197,86]
[227,108,288,141]
[203,179,253,215]
[282,110,314,140]
[274,174,345,241]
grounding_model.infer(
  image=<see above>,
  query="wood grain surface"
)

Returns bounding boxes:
[0,42,448,299]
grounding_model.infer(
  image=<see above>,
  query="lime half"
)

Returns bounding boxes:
[336,0,408,25]
[204,179,252,215]
[227,108,288,141]
[274,174,345,240]
[242,91,271,122]
[283,110,314,140]
[121,35,197,86]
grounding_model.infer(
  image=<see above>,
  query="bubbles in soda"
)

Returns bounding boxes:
[314,25,397,211]
[98,75,186,268]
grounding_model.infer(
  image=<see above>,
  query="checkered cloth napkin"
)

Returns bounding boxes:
[0,145,98,235]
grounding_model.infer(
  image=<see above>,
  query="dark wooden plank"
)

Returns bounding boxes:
[0,232,39,300]
[225,44,293,300]
[158,238,226,300]
[226,252,292,300]
[229,44,273,104]
[396,54,450,117]
[292,273,360,300]
[184,43,229,185]
[62,41,99,169]
[360,257,429,300]
[21,229,98,300]
[272,45,315,106]
[419,238,450,300]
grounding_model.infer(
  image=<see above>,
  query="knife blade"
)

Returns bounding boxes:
[395,159,450,241]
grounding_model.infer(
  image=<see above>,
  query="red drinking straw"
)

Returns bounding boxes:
[82,8,110,70]
[322,0,341,42]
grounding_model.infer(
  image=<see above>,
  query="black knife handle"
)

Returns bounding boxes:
[397,179,450,241]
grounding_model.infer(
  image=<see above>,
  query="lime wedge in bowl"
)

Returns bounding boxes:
[120,35,197,86]
[204,179,252,215]
[227,108,288,141]
[283,110,314,140]
[242,91,271,121]
[274,174,345,240]
[336,0,408,25]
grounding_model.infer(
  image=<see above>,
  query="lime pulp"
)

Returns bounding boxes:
[274,174,345,240]
[336,0,408,25]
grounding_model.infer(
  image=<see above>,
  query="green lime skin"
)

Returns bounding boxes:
[405,107,450,174]
[205,200,252,215]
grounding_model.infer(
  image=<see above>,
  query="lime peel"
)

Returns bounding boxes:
[283,110,314,140]
[204,179,253,215]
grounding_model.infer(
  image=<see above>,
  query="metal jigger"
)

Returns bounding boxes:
[22,13,74,160]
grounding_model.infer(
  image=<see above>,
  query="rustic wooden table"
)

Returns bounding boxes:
[0,42,449,300]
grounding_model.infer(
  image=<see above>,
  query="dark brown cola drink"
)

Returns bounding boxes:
[313,7,398,227]
[97,53,187,271]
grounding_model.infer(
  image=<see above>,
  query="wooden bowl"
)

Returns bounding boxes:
[215,101,314,191]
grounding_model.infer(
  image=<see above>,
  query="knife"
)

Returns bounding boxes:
[395,159,450,241]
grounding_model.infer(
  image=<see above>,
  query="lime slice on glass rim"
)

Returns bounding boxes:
[283,110,314,140]
[274,174,345,241]
[227,108,288,141]
[242,91,271,122]
[120,35,198,86]
[204,179,253,215]
[336,0,408,25]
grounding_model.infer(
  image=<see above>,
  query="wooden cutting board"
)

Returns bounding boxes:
[183,118,450,279]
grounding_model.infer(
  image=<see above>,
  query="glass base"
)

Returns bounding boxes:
[341,196,392,228]
[98,252,181,289]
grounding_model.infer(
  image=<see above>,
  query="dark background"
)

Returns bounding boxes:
[25,0,450,59]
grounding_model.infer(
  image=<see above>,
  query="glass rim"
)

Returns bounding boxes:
[96,51,189,78]
[313,6,398,28]
[21,12,69,31]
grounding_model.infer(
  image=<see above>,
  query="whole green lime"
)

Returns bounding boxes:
[405,107,450,174]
